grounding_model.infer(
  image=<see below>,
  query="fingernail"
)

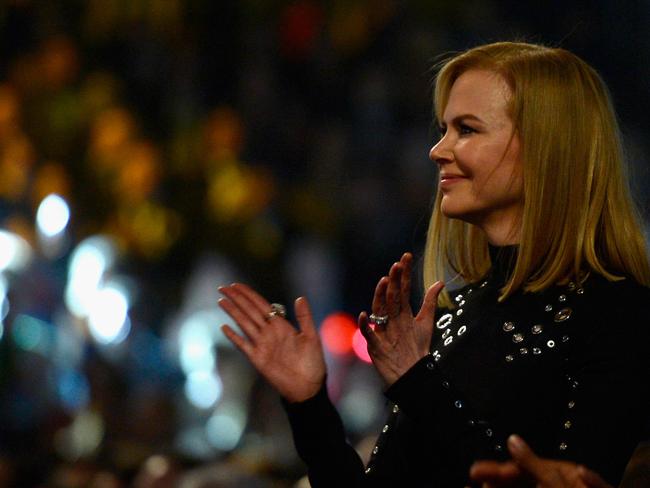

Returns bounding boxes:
[508,434,524,453]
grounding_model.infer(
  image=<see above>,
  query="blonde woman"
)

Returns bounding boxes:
[218,42,650,487]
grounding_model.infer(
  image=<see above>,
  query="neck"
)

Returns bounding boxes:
[475,209,521,245]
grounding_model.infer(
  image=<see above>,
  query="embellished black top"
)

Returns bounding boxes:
[284,246,650,487]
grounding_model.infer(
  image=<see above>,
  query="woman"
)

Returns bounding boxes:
[218,42,650,487]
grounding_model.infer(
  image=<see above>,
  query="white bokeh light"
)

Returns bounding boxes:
[36,194,70,238]
[0,230,32,273]
[205,403,246,451]
[65,236,116,317]
[87,285,131,345]
[184,370,222,409]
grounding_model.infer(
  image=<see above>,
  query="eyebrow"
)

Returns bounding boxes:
[438,113,485,127]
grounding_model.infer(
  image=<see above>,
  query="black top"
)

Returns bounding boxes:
[284,246,650,487]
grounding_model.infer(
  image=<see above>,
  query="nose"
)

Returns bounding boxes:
[429,135,453,165]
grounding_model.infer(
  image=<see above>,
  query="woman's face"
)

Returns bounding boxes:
[429,69,523,244]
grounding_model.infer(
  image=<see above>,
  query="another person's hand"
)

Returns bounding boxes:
[469,434,613,488]
[218,283,326,403]
[358,252,445,386]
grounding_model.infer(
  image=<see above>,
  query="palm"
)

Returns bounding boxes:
[218,283,326,403]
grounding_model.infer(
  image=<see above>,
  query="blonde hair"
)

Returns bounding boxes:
[424,42,650,306]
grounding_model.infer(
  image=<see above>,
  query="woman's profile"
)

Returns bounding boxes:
[218,42,650,487]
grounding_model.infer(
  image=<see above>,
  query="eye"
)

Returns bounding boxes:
[459,124,476,135]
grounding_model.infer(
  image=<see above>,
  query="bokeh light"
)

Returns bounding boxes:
[321,312,357,355]
[87,284,131,345]
[36,193,70,237]
[65,236,116,317]
[352,328,372,363]
[184,370,223,410]
[205,402,246,451]
[0,229,32,273]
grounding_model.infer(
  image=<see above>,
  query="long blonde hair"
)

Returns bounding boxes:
[423,42,650,306]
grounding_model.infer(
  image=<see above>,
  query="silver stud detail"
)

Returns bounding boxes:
[436,313,452,329]
[480,280,488,288]
[545,304,553,312]
[486,428,493,437]
[392,405,399,413]
[513,333,524,343]
[547,340,556,348]
[442,380,450,389]
[505,354,514,362]
[382,425,389,433]
[457,325,467,336]
[567,282,576,291]
[442,329,451,339]
[531,324,543,335]
[373,446,379,454]
[520,347,528,355]
[426,362,435,370]
[577,288,584,295]
[432,350,441,361]
[533,347,542,355]
[444,336,453,346]
[554,308,572,322]
[559,442,568,451]
[455,294,464,302]
[558,294,567,302]
[503,321,515,332]
[467,288,473,294]
[454,400,463,408]
[365,467,372,474]
[456,308,464,317]
[564,420,572,429]
[568,400,576,409]
[562,335,570,343]
[495,444,503,452]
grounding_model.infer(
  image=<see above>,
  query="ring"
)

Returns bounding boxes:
[266,303,286,320]
[369,313,389,327]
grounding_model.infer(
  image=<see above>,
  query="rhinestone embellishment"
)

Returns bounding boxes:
[436,313,453,329]
[457,325,467,336]
[513,333,524,343]
[545,304,553,312]
[502,321,515,332]
[531,324,543,334]
[554,307,572,322]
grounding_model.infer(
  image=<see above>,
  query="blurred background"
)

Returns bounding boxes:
[0,1,649,486]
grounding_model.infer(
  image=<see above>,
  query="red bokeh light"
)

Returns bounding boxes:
[352,329,372,363]
[320,312,357,356]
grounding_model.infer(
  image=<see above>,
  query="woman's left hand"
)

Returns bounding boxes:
[469,435,613,488]
[358,252,445,386]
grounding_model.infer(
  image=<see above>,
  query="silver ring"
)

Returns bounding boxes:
[369,313,389,327]
[266,303,286,320]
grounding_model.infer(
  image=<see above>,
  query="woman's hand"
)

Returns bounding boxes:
[358,252,445,386]
[218,283,326,403]
[469,435,613,488]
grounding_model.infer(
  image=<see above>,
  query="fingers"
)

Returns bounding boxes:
[294,296,317,338]
[385,261,403,318]
[221,324,254,357]
[219,283,270,327]
[399,253,412,311]
[469,461,521,484]
[507,435,546,480]
[577,466,613,488]
[358,311,378,349]
[218,296,262,343]
[415,281,445,322]
[371,277,389,316]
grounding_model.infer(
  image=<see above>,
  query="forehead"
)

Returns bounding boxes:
[443,69,512,122]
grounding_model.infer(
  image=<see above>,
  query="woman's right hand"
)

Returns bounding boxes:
[218,283,326,403]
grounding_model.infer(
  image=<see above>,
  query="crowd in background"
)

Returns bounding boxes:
[1,1,649,486]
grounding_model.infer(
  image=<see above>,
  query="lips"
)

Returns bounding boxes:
[440,174,466,182]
